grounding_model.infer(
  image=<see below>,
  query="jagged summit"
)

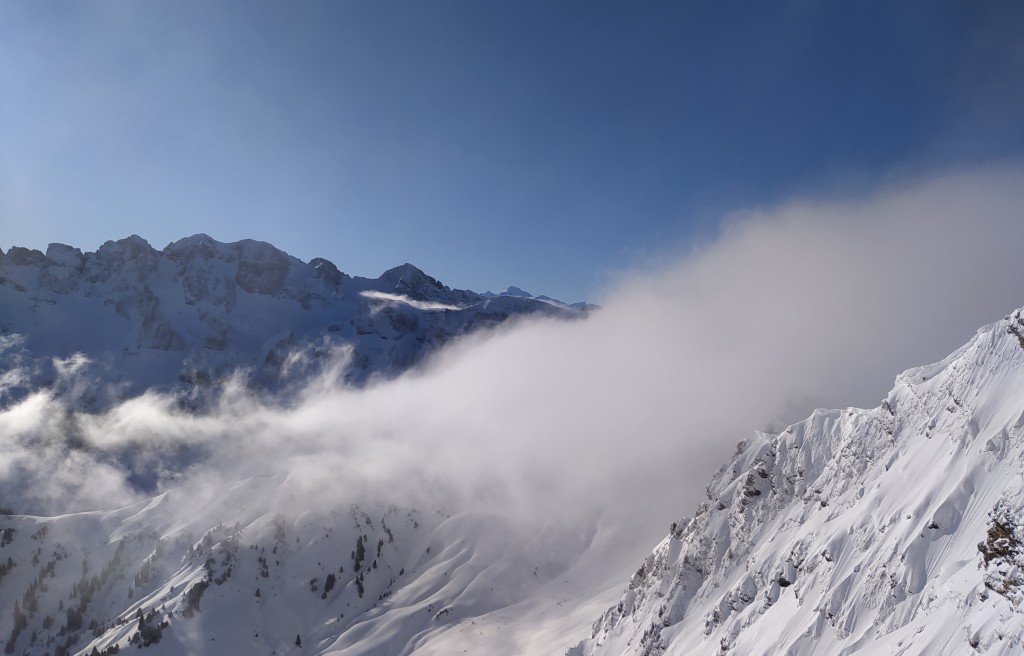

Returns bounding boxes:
[309,256,345,286]
[379,262,429,279]
[96,233,158,259]
[377,262,449,301]
[43,242,84,267]
[499,285,532,297]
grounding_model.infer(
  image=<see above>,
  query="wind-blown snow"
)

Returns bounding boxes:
[358,291,464,312]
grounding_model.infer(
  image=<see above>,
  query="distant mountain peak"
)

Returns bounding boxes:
[97,234,157,258]
[380,262,430,281]
[165,233,215,250]
[481,285,596,312]
[378,262,447,300]
[499,285,532,298]
[309,257,345,286]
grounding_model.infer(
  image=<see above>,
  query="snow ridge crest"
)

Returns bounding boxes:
[574,310,1024,656]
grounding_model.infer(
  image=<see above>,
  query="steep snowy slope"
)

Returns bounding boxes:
[572,311,1024,655]
[0,235,585,408]
[0,476,638,656]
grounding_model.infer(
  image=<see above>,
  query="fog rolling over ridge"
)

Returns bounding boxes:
[5,166,1024,526]
[2,166,1024,654]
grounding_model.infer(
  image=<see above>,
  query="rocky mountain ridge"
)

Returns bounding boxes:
[0,234,587,408]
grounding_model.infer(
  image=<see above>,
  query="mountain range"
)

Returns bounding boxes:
[1,235,1023,655]
[0,234,591,409]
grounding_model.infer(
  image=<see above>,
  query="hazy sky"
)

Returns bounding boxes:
[2,1,1023,301]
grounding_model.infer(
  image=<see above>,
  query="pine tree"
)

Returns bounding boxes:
[13,601,27,630]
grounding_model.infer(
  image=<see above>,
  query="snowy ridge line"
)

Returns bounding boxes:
[571,309,1024,656]
[0,234,588,409]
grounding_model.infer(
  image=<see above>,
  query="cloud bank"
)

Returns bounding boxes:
[2,166,1024,551]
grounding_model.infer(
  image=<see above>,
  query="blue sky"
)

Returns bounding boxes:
[2,1,1022,302]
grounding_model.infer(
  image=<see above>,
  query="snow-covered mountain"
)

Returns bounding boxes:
[0,235,586,408]
[0,235,615,655]
[571,310,1024,655]
[5,234,1024,655]
[8,305,1024,655]
[0,478,635,656]
[482,286,598,313]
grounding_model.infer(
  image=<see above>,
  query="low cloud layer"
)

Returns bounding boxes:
[3,166,1024,551]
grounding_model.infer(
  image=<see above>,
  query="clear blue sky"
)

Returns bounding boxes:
[2,1,1022,302]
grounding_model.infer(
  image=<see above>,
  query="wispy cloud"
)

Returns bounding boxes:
[360,290,464,312]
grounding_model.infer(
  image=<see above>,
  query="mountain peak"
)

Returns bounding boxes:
[97,234,155,257]
[164,233,215,250]
[380,262,428,279]
[499,285,532,298]
[309,257,345,287]
[44,243,84,268]
[378,263,446,299]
